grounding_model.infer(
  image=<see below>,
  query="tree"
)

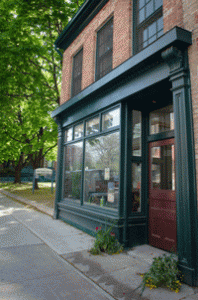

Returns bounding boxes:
[0,0,85,184]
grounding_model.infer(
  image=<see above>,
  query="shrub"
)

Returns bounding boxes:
[139,254,182,294]
[90,222,123,255]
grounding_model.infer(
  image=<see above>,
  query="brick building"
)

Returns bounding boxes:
[52,0,198,285]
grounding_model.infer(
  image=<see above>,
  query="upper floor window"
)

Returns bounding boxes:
[71,48,83,97]
[96,18,113,81]
[135,0,163,53]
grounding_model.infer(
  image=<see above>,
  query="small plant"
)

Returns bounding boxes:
[90,222,123,255]
[138,254,182,294]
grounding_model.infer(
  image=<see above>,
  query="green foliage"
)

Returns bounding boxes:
[0,0,85,177]
[139,254,182,294]
[90,222,123,255]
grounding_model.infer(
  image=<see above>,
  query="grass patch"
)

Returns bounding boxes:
[0,182,55,208]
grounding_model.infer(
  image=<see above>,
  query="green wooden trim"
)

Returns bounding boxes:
[53,122,64,219]
[161,46,197,285]
[121,102,130,246]
[147,130,174,142]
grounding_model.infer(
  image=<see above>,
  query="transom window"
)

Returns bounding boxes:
[71,48,83,97]
[96,18,113,81]
[135,0,163,53]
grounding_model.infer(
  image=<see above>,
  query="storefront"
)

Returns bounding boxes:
[52,27,198,285]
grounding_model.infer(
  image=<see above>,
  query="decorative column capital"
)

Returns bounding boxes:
[161,46,184,74]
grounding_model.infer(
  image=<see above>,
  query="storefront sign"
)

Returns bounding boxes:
[35,168,53,176]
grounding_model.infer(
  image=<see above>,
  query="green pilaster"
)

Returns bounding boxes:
[162,47,198,286]
[53,120,64,219]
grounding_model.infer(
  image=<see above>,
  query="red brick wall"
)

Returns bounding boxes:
[60,0,132,105]
[163,0,184,32]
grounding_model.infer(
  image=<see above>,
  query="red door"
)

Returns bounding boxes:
[149,138,176,252]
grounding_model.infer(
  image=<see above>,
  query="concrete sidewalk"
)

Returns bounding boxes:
[0,192,198,300]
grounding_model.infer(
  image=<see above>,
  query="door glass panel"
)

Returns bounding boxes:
[132,110,142,156]
[149,105,174,135]
[151,144,175,190]
[132,163,141,212]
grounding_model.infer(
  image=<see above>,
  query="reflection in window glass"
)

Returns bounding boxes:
[132,163,141,212]
[132,111,142,156]
[86,116,100,135]
[84,132,120,209]
[149,105,174,135]
[151,144,175,190]
[63,141,83,202]
[74,123,84,139]
[102,107,120,130]
[65,128,73,142]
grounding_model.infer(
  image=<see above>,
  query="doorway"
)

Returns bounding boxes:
[148,138,176,252]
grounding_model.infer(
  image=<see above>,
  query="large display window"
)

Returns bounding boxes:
[63,106,120,210]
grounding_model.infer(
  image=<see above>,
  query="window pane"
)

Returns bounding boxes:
[157,16,163,31]
[149,35,156,43]
[132,163,141,212]
[65,128,73,142]
[96,18,113,80]
[149,105,174,135]
[148,22,156,38]
[74,123,84,139]
[151,145,175,190]
[86,116,100,135]
[63,141,83,202]
[72,48,83,97]
[146,0,154,18]
[139,7,145,23]
[143,29,147,41]
[84,132,120,209]
[102,107,120,130]
[139,0,145,9]
[136,0,163,53]
[155,0,163,10]
[132,111,142,156]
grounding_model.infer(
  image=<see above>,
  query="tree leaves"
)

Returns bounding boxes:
[0,0,85,176]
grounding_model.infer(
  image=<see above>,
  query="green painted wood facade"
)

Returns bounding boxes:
[52,25,198,286]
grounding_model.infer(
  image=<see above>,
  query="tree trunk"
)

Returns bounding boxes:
[12,153,29,184]
[14,166,22,184]
[34,178,39,189]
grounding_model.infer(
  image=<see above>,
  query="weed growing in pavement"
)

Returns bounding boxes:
[138,254,182,294]
[90,221,123,255]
